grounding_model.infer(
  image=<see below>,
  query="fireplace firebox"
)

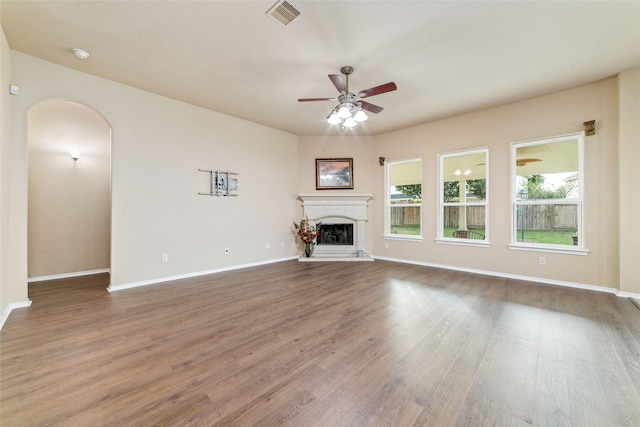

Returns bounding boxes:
[318,224,354,246]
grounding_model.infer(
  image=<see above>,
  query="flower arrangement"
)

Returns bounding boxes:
[294,216,321,257]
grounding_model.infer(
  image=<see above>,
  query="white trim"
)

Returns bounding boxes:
[510,131,586,149]
[107,256,297,292]
[383,235,423,242]
[28,268,111,283]
[438,148,489,240]
[510,132,585,249]
[0,300,32,330]
[372,255,621,296]
[509,244,589,255]
[437,145,490,156]
[436,238,491,248]
[617,291,640,299]
[385,157,422,237]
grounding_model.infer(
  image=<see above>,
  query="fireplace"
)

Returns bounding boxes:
[318,223,354,246]
[298,193,372,261]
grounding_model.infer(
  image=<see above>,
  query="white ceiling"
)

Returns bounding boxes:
[2,1,639,136]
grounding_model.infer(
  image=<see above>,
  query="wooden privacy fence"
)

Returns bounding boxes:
[392,204,577,231]
[442,205,577,231]
[390,206,421,226]
[443,206,485,229]
[517,204,577,231]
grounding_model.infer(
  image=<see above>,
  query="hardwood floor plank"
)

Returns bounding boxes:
[412,280,506,426]
[531,286,572,426]
[2,261,639,425]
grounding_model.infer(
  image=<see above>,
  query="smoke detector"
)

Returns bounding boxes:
[72,48,90,60]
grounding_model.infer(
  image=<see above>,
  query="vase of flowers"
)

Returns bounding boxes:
[294,216,321,257]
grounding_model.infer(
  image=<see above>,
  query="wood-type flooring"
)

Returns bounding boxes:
[1,260,639,426]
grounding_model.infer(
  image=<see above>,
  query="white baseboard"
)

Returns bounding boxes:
[372,255,629,297]
[617,291,640,299]
[0,300,32,330]
[28,268,110,283]
[108,256,298,292]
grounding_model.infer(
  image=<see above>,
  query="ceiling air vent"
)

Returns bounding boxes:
[266,0,301,26]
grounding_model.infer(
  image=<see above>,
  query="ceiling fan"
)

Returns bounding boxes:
[298,66,397,128]
[516,158,542,166]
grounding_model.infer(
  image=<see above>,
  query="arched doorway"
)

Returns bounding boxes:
[27,99,111,281]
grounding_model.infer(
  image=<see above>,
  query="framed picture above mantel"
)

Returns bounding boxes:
[316,158,353,190]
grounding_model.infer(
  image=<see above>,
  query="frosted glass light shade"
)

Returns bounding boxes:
[353,110,368,122]
[337,105,351,119]
[343,117,357,128]
[327,113,341,124]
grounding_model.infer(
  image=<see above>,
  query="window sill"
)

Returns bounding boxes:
[509,244,589,255]
[383,235,423,242]
[436,238,491,248]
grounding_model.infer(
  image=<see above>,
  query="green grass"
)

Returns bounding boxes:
[514,229,576,245]
[392,225,576,245]
[390,225,421,235]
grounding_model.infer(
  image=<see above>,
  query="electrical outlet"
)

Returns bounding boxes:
[539,256,546,265]
[266,242,270,249]
[384,242,389,249]
[161,253,169,263]
[280,241,284,247]
[224,248,230,254]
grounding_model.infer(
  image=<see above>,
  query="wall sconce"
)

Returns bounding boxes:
[69,151,81,161]
[583,120,595,136]
[379,157,385,166]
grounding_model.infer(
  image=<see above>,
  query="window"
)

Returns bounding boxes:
[439,149,488,243]
[511,133,584,251]
[385,158,422,238]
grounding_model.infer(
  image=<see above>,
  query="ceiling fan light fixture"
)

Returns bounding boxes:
[327,112,341,124]
[343,117,357,128]
[298,66,398,131]
[353,109,368,122]
[337,105,351,119]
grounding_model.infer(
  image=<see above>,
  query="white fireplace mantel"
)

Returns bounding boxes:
[298,193,372,262]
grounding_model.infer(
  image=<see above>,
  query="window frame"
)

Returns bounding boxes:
[384,157,423,241]
[437,148,490,246]
[509,132,587,255]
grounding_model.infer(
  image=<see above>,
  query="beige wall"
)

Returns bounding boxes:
[618,68,640,295]
[10,52,299,290]
[373,78,621,290]
[1,25,30,313]
[28,100,111,278]
[297,135,376,254]
[1,23,10,311]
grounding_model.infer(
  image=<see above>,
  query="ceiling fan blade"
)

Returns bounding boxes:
[359,100,384,114]
[357,82,397,98]
[298,97,338,102]
[328,74,347,93]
